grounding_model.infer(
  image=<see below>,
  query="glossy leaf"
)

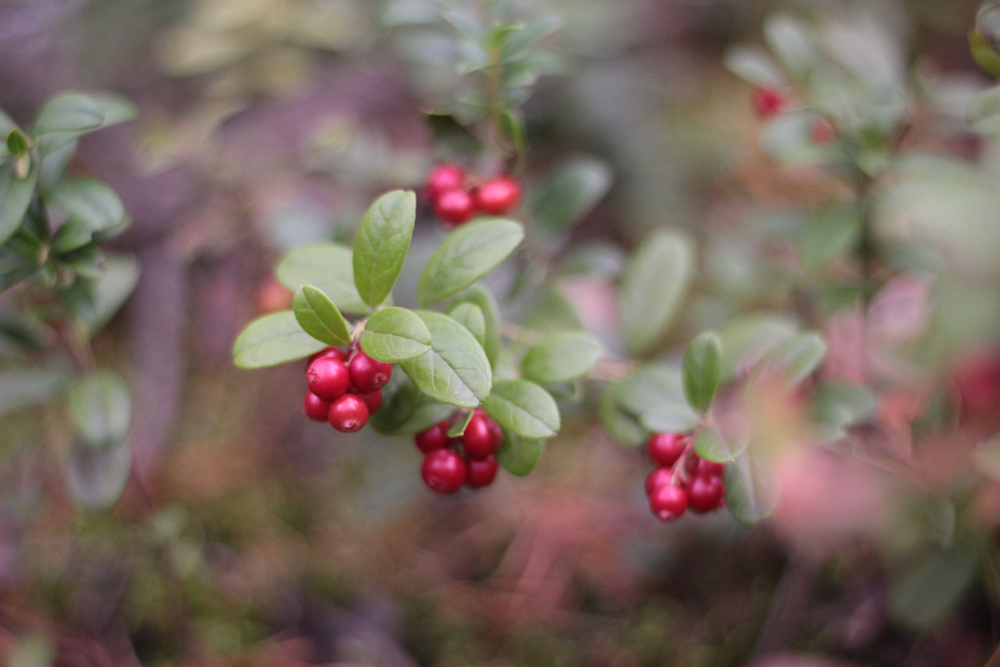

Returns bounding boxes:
[683,331,722,414]
[233,311,326,369]
[293,286,351,346]
[447,302,486,349]
[277,243,372,315]
[447,409,474,438]
[418,218,524,306]
[453,284,501,368]
[67,371,131,449]
[0,158,39,247]
[398,311,491,408]
[482,379,560,438]
[48,178,128,252]
[360,307,432,363]
[352,190,415,308]
[497,431,544,476]
[619,229,695,356]
[521,331,603,385]
[368,372,454,436]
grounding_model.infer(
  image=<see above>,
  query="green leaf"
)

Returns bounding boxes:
[447,302,486,349]
[352,190,416,308]
[73,253,140,337]
[233,310,326,369]
[723,45,787,87]
[38,140,77,193]
[6,129,28,156]
[798,205,862,271]
[619,229,695,356]
[521,331,603,385]
[48,178,128,252]
[276,243,373,315]
[639,401,701,433]
[66,436,131,511]
[598,380,645,447]
[453,284,501,368]
[496,431,544,477]
[810,382,879,442]
[482,379,560,438]
[724,450,779,525]
[0,367,68,418]
[360,307,431,362]
[692,424,745,463]
[33,92,137,156]
[500,15,561,60]
[418,218,524,306]
[521,283,583,333]
[293,286,351,346]
[756,332,826,386]
[528,157,612,237]
[970,28,1000,79]
[683,331,722,414]
[447,410,474,438]
[0,159,39,247]
[617,363,685,417]
[888,543,983,630]
[717,315,797,382]
[398,310,492,408]
[67,370,131,448]
[368,372,454,436]
[763,15,815,78]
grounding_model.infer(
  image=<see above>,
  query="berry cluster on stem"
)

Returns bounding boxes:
[415,409,504,493]
[425,164,522,227]
[303,347,391,433]
[644,432,726,522]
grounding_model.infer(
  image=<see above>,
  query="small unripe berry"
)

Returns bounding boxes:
[307,357,351,400]
[649,484,688,522]
[645,466,674,496]
[754,87,785,119]
[646,432,688,467]
[474,176,522,215]
[426,164,465,204]
[687,475,725,513]
[467,454,499,489]
[328,394,369,433]
[414,421,450,453]
[421,449,468,494]
[310,347,348,364]
[461,412,502,459]
[349,352,392,394]
[435,189,476,227]
[303,392,331,422]
[359,390,382,414]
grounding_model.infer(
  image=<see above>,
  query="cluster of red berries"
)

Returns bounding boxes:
[414,409,504,493]
[425,163,522,227]
[645,432,726,522]
[302,347,391,432]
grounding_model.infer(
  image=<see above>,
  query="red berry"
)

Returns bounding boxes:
[754,87,785,119]
[687,475,725,513]
[435,189,476,227]
[414,421,450,453]
[649,484,688,522]
[307,357,351,400]
[461,412,502,459]
[474,176,522,215]
[694,459,725,478]
[426,164,465,204]
[421,449,468,494]
[303,392,331,422]
[349,352,392,394]
[467,454,499,489]
[645,466,674,496]
[646,433,688,467]
[359,390,382,414]
[328,394,369,433]
[309,347,348,364]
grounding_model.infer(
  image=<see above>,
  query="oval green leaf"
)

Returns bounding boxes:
[368,373,455,436]
[33,92,137,156]
[293,285,351,346]
[447,302,486,349]
[598,380,645,448]
[418,218,524,306]
[67,370,131,449]
[277,243,373,315]
[48,178,128,252]
[482,379,560,438]
[360,307,432,363]
[233,310,326,369]
[723,451,779,525]
[692,424,745,463]
[0,159,39,247]
[453,284,501,368]
[497,431,544,477]
[756,332,826,387]
[352,190,416,308]
[683,331,722,414]
[639,401,702,433]
[398,310,492,408]
[521,331,604,385]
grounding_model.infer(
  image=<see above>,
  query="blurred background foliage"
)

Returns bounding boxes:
[1,0,1000,665]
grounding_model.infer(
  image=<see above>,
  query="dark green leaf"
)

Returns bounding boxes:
[418,218,524,306]
[482,379,560,438]
[368,372,455,436]
[970,29,1000,79]
[521,331,603,385]
[67,371,130,449]
[0,158,39,247]
[619,229,695,356]
[398,310,492,408]
[233,310,326,369]
[888,543,983,630]
[497,431,544,476]
[724,450,779,524]
[360,307,432,362]
[6,129,28,156]
[293,286,352,346]
[276,243,374,315]
[47,178,127,252]
[447,302,486,349]
[38,140,77,193]
[528,157,612,237]
[352,190,416,308]
[453,284,501,369]
[639,401,702,433]
[683,331,722,414]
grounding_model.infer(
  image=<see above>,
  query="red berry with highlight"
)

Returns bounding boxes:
[687,475,725,513]
[474,176,522,215]
[426,164,465,204]
[754,87,785,119]
[414,421,450,453]
[349,352,392,394]
[303,392,331,422]
[646,432,688,467]
[467,454,499,489]
[645,466,674,497]
[307,357,351,400]
[461,412,502,459]
[359,390,382,414]
[421,449,468,494]
[328,394,369,433]
[435,189,476,227]
[649,484,688,522]
[309,347,348,364]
